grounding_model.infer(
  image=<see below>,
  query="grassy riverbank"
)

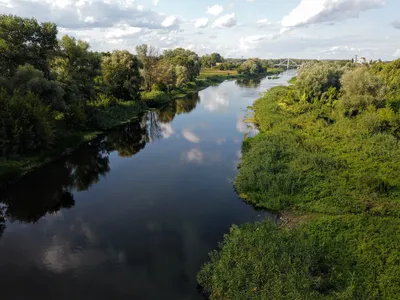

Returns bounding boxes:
[198,60,400,299]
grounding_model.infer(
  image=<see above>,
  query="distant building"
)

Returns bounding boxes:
[354,55,368,64]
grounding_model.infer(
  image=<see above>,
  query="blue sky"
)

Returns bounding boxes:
[1,0,399,60]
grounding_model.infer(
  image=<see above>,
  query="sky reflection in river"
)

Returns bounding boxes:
[0,73,294,300]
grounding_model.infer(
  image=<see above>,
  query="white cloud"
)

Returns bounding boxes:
[239,34,275,51]
[182,129,200,143]
[257,18,272,27]
[153,0,159,5]
[213,13,237,28]
[281,0,385,33]
[0,0,179,30]
[162,16,178,28]
[105,24,142,39]
[194,18,209,28]
[207,4,224,16]
[393,49,400,57]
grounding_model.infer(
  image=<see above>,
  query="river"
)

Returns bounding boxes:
[0,72,294,300]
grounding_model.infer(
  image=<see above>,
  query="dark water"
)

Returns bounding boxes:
[0,73,294,300]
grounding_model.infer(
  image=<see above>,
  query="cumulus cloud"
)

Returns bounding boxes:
[0,0,179,30]
[162,16,178,28]
[194,18,209,28]
[207,4,224,16]
[281,0,385,33]
[239,34,275,51]
[213,13,237,28]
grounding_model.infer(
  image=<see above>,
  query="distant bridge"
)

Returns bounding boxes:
[275,58,301,70]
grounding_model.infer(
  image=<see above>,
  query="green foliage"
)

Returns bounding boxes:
[101,50,141,100]
[201,53,224,68]
[199,60,400,299]
[141,90,170,106]
[238,59,265,76]
[0,64,66,111]
[0,89,54,156]
[235,82,400,216]
[51,35,101,101]
[295,61,344,103]
[162,47,201,81]
[0,14,58,77]
[199,216,400,300]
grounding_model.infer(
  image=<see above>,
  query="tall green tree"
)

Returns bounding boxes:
[136,44,159,92]
[0,15,58,78]
[101,50,141,100]
[162,48,201,81]
[51,35,101,101]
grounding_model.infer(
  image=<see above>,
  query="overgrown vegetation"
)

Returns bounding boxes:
[198,216,400,300]
[198,59,400,299]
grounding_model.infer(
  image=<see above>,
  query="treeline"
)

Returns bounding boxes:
[198,59,400,299]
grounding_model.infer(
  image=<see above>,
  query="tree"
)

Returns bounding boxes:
[0,89,54,156]
[340,66,386,115]
[153,59,176,91]
[202,53,224,68]
[0,64,66,112]
[0,15,58,78]
[295,61,344,103]
[175,65,189,87]
[162,48,201,81]
[101,50,141,100]
[51,35,101,101]
[136,44,159,92]
[238,59,264,76]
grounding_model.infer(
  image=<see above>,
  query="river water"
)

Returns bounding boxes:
[0,72,294,300]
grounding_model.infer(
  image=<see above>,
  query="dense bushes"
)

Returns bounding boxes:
[234,61,400,216]
[0,90,54,156]
[198,216,400,300]
[199,60,400,299]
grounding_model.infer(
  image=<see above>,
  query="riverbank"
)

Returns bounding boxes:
[0,70,283,188]
[198,62,400,299]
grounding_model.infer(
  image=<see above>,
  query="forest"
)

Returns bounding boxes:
[198,59,400,299]
[0,14,283,186]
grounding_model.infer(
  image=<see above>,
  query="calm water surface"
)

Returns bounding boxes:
[0,73,294,300]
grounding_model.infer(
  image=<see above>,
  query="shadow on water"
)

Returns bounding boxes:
[0,95,200,237]
[235,77,263,88]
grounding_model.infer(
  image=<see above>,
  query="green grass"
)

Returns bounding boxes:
[198,215,400,300]
[235,85,400,217]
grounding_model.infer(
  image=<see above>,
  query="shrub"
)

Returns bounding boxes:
[198,216,400,300]
[0,89,54,156]
[141,90,170,106]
